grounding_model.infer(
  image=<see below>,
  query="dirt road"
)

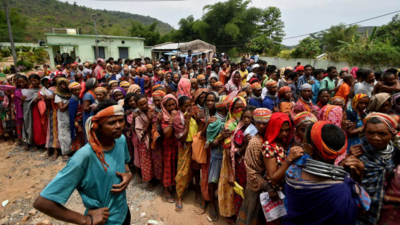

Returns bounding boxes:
[0,142,226,225]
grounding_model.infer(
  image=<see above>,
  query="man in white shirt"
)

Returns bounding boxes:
[356,69,376,96]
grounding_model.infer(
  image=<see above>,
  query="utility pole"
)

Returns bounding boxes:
[92,13,99,59]
[3,0,17,65]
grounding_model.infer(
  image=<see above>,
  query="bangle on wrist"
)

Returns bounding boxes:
[87,214,93,225]
[285,158,292,165]
[125,170,131,173]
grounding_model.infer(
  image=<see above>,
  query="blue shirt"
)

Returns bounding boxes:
[40,136,130,224]
[261,96,277,110]
[297,75,315,95]
[311,79,321,104]
[249,98,262,108]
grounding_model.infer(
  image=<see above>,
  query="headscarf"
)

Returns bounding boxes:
[252,108,272,123]
[193,88,209,105]
[225,71,242,93]
[215,95,232,109]
[146,64,153,69]
[363,112,398,134]
[197,74,206,80]
[152,90,166,97]
[352,93,369,110]
[85,78,97,91]
[330,96,345,105]
[110,87,126,101]
[190,78,197,83]
[242,83,251,91]
[301,83,312,90]
[120,81,130,88]
[228,96,247,122]
[294,112,317,127]
[214,81,224,87]
[68,82,81,90]
[152,84,162,92]
[127,84,141,94]
[161,94,178,122]
[250,82,262,90]
[310,121,348,163]
[266,79,277,88]
[94,87,107,95]
[318,105,343,127]
[350,67,358,78]
[177,78,191,98]
[85,105,124,171]
[367,93,392,112]
[249,77,260,84]
[55,78,71,99]
[278,86,291,99]
[108,80,118,88]
[263,112,292,148]
[341,67,349,73]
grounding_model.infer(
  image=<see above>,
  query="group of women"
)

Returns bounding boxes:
[2,59,400,225]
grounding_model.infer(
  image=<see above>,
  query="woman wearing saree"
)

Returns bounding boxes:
[14,74,29,146]
[149,90,165,182]
[82,78,97,143]
[54,78,72,161]
[224,71,242,95]
[68,82,85,152]
[284,121,370,225]
[346,94,369,152]
[173,95,195,213]
[293,83,313,114]
[159,94,179,203]
[311,88,330,114]
[317,105,343,128]
[28,74,47,150]
[218,96,247,224]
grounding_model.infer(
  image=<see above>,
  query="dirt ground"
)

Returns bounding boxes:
[0,142,228,225]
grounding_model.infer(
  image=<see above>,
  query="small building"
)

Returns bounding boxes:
[44,33,146,68]
[151,40,216,63]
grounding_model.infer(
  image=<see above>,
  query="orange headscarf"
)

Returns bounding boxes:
[85,105,124,172]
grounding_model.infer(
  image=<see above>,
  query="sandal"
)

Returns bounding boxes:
[209,209,219,221]
[175,202,183,213]
[195,201,207,215]
[164,196,175,204]
[62,155,69,162]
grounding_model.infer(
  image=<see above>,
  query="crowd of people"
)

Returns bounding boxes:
[1,53,400,225]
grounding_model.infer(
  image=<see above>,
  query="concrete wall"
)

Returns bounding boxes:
[45,34,145,68]
[0,42,43,48]
[231,57,382,70]
[144,47,153,58]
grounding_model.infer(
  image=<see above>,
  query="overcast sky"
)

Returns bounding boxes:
[73,0,400,46]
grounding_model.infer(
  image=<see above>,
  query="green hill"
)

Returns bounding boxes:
[8,0,174,41]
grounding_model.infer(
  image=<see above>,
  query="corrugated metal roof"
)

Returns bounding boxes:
[152,42,187,50]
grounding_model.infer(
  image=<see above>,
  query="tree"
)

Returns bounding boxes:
[375,14,400,47]
[259,7,285,45]
[192,0,262,48]
[170,16,200,42]
[319,23,359,53]
[0,8,28,42]
[129,21,161,46]
[291,37,321,59]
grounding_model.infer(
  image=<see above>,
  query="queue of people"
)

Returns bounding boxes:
[1,55,399,225]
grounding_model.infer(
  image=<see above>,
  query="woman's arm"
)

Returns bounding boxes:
[383,195,400,205]
[57,100,69,112]
[178,113,191,142]
[33,196,109,225]
[83,99,91,113]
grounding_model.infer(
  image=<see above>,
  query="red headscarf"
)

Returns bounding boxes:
[177,77,191,98]
[264,112,292,148]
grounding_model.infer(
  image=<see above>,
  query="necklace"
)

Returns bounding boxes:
[303,158,347,180]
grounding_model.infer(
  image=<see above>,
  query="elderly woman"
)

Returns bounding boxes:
[261,80,278,110]
[284,121,370,224]
[293,83,313,113]
[353,113,398,225]
[346,94,370,151]
[367,93,392,114]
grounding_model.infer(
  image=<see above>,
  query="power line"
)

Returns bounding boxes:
[283,9,400,40]
[92,0,186,1]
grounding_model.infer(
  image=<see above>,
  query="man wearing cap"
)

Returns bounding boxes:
[171,56,177,68]
[212,58,219,67]
[197,53,208,68]
[296,65,315,96]
[249,82,263,107]
[246,64,259,82]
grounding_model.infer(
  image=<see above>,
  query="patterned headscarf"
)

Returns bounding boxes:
[242,83,251,91]
[310,121,348,163]
[250,82,262,90]
[152,90,166,97]
[266,80,277,87]
[161,94,178,122]
[367,93,392,112]
[352,93,369,110]
[55,78,71,99]
[215,95,232,109]
[214,81,224,87]
[94,87,108,95]
[363,112,398,134]
[120,81,130,87]
[252,108,272,123]
[228,96,247,122]
[238,91,247,98]
[108,80,118,88]
[197,74,206,80]
[294,111,318,127]
[152,84,162,92]
[68,82,81,90]
[110,87,126,101]
[278,86,291,99]
[317,105,343,127]
[85,105,124,171]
